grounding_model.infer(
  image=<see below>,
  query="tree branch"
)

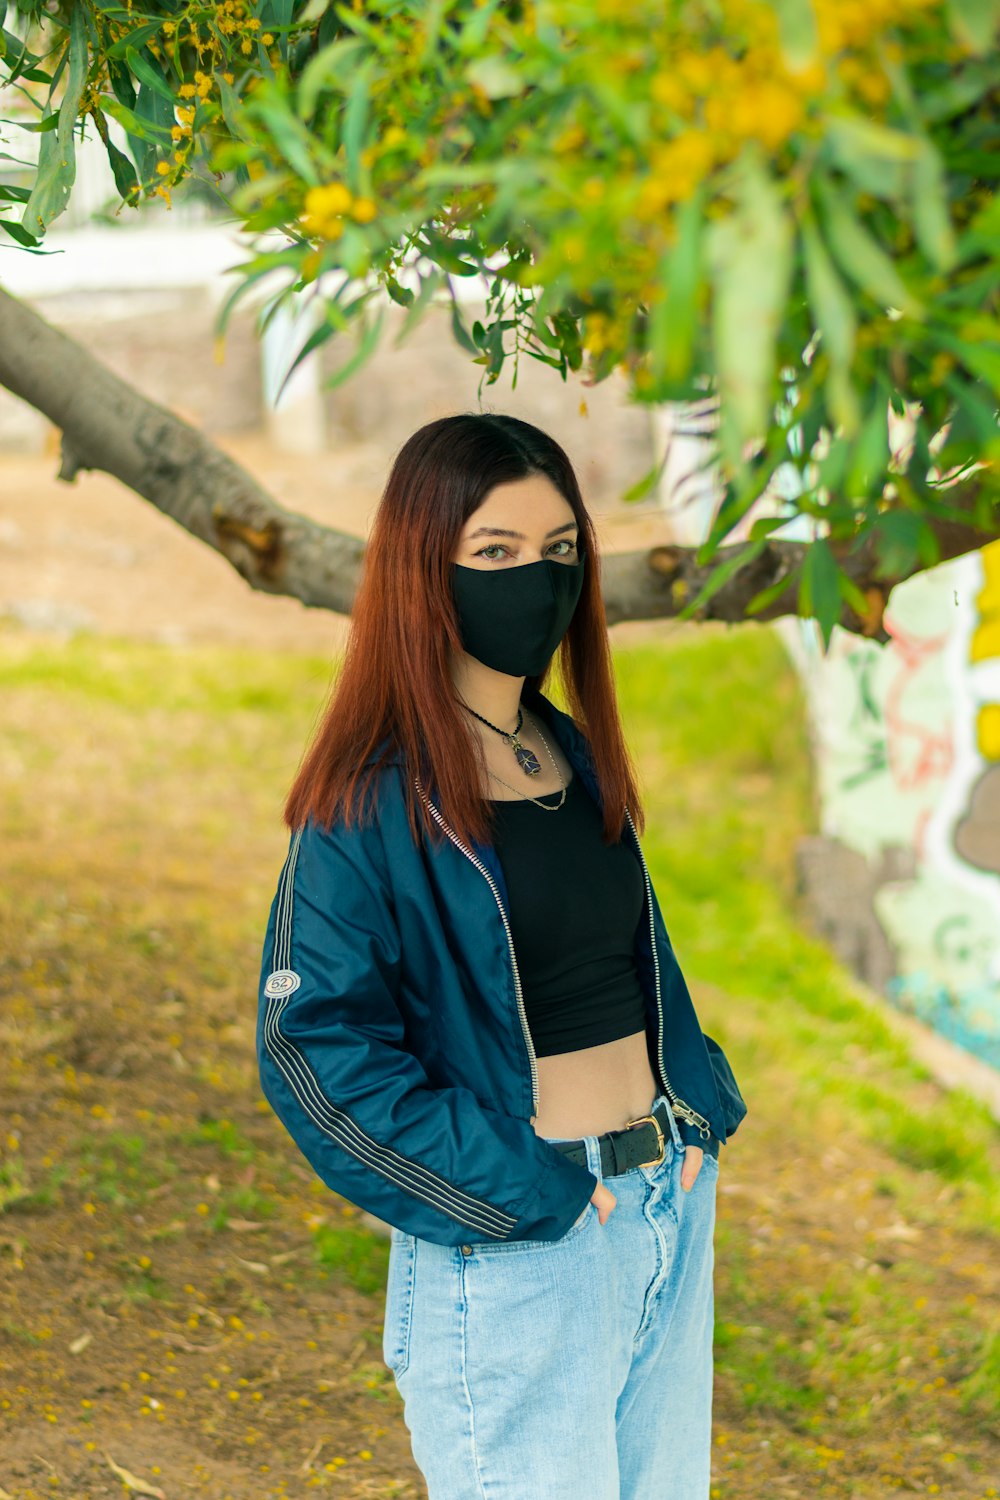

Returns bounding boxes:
[0,286,365,612]
[0,286,995,637]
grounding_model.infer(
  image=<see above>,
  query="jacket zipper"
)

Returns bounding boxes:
[624,808,713,1141]
[415,781,540,1115]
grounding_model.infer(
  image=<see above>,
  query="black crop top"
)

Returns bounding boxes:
[488,773,648,1057]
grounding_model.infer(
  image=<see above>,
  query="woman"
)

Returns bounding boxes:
[257,412,747,1500]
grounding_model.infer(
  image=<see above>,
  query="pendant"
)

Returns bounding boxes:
[512,740,542,775]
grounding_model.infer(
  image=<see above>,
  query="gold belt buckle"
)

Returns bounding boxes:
[624,1112,665,1169]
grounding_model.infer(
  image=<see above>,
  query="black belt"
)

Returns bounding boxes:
[551,1100,671,1176]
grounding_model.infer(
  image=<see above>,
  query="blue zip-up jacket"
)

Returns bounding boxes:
[257,684,747,1248]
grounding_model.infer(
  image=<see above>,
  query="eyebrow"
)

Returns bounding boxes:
[467,522,579,540]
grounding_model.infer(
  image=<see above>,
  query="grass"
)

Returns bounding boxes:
[1,618,998,1500]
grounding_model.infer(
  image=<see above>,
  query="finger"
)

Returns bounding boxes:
[681,1161,702,1192]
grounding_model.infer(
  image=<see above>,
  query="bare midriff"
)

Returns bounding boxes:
[529,1030,661,1141]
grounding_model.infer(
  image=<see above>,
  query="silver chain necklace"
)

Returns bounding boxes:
[487,715,567,810]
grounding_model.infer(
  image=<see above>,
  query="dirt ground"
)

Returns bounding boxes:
[2,441,999,1500]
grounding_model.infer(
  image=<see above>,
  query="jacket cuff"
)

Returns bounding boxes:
[677,1119,720,1158]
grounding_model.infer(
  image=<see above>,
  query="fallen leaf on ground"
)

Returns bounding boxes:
[104,1453,166,1499]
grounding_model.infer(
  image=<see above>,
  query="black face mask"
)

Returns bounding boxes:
[449,554,587,678]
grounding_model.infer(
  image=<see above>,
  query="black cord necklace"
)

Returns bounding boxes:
[460,701,542,775]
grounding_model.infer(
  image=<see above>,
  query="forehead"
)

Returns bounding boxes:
[462,474,576,532]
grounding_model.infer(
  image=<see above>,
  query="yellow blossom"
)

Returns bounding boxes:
[350,196,377,223]
[650,73,690,116]
[302,181,354,238]
[638,130,715,214]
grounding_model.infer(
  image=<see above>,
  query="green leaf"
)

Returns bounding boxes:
[124,47,176,105]
[106,20,165,60]
[216,75,245,140]
[941,375,1000,459]
[873,509,925,576]
[105,138,140,205]
[621,456,666,504]
[298,36,368,118]
[249,95,320,185]
[419,229,480,276]
[798,536,841,648]
[932,331,1000,394]
[384,275,414,308]
[825,114,919,201]
[947,0,1000,53]
[342,60,372,189]
[845,392,890,499]
[9,113,61,134]
[101,95,172,143]
[466,55,525,99]
[815,175,924,319]
[912,141,957,272]
[108,57,136,111]
[708,154,793,467]
[215,247,305,334]
[21,3,88,235]
[956,191,1000,263]
[773,0,819,67]
[322,303,387,391]
[449,296,478,353]
[649,187,703,394]
[392,268,445,347]
[0,217,41,247]
[802,214,859,433]
[744,566,801,616]
[1,27,47,84]
[920,59,996,121]
[676,535,770,622]
[275,313,340,401]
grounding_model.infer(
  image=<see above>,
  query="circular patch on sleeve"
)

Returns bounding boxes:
[263,969,302,998]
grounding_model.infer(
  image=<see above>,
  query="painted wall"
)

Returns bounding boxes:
[778,547,1000,1072]
[653,403,1000,1074]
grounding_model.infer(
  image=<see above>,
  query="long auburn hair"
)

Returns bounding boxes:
[284,412,645,850]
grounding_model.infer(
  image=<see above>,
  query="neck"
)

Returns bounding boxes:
[449,653,526,733]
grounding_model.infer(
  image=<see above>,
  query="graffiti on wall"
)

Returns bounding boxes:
[781,544,1000,1071]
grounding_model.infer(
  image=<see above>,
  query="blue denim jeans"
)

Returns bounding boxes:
[381,1093,719,1499]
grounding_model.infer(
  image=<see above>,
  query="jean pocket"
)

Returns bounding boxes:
[467,1200,592,1256]
[382,1231,416,1379]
